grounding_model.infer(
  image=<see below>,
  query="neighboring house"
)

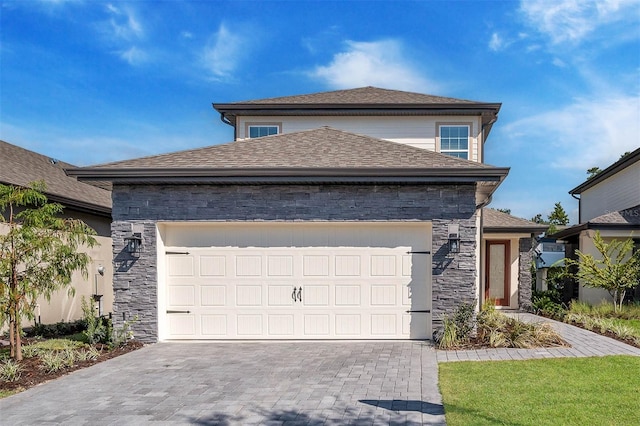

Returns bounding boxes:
[0,141,114,326]
[68,87,542,342]
[553,148,640,304]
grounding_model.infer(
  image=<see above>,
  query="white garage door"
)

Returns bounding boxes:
[160,222,431,340]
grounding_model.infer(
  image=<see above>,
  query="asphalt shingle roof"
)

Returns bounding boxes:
[483,208,548,232]
[90,127,496,170]
[230,86,484,105]
[586,205,640,225]
[0,140,111,212]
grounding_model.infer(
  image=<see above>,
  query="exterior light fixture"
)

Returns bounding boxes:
[448,224,460,253]
[124,232,142,256]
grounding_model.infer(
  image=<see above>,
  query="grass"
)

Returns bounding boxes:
[439,355,640,426]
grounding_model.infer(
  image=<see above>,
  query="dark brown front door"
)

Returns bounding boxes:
[485,240,510,306]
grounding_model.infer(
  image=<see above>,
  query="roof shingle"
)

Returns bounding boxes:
[89,127,497,170]
[483,208,548,233]
[229,86,484,105]
[0,140,111,212]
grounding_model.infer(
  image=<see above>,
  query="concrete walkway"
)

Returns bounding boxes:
[436,312,640,362]
[0,341,445,426]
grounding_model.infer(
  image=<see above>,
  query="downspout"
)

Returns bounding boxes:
[571,192,581,223]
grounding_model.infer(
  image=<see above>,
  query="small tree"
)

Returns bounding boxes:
[0,182,97,360]
[564,231,640,312]
[547,202,569,234]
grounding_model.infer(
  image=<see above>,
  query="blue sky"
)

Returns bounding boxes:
[1,0,639,223]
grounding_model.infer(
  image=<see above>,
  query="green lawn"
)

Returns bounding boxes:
[439,356,640,426]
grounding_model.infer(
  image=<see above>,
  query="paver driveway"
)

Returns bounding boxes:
[0,341,445,425]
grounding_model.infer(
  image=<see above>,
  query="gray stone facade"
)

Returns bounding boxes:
[518,237,534,311]
[111,183,479,342]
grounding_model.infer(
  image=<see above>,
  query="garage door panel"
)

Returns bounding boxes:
[201,314,227,336]
[236,256,262,276]
[304,314,330,335]
[200,255,226,276]
[335,285,361,306]
[268,285,295,306]
[370,285,397,306]
[163,223,432,340]
[168,285,195,307]
[268,314,294,336]
[335,314,362,336]
[168,256,195,276]
[335,255,361,276]
[201,285,226,306]
[237,314,262,335]
[267,256,293,276]
[302,285,329,306]
[236,285,262,306]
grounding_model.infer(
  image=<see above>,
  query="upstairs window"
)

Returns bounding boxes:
[248,125,279,138]
[440,125,469,159]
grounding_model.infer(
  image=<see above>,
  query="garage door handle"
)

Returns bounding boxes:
[166,310,191,314]
[297,287,302,302]
[292,287,298,302]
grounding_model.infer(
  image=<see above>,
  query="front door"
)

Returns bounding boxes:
[485,240,510,306]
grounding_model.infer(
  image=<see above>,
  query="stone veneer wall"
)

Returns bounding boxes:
[518,236,534,311]
[111,183,479,342]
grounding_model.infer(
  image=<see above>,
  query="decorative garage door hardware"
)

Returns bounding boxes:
[166,310,191,314]
[406,251,431,254]
[166,251,190,255]
[406,310,431,313]
[291,286,302,302]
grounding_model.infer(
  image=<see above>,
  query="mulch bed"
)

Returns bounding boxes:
[0,340,143,394]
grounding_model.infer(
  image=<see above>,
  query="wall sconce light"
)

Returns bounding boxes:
[448,224,460,253]
[124,232,142,256]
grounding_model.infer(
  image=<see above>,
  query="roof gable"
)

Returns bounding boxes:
[0,140,111,214]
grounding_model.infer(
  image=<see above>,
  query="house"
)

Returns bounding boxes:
[0,140,114,325]
[68,87,544,342]
[553,147,640,304]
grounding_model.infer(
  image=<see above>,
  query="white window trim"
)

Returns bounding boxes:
[245,122,282,139]
[436,122,473,161]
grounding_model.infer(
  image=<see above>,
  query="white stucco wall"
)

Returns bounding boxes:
[236,115,484,162]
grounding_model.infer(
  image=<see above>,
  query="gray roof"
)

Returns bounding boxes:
[570,147,640,195]
[68,127,509,196]
[0,140,111,215]
[212,87,502,132]
[552,204,640,240]
[483,208,548,233]
[227,86,484,105]
[89,127,495,170]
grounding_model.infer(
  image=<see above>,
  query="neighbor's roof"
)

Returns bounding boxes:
[213,86,502,130]
[483,208,548,234]
[570,147,640,195]
[0,140,112,215]
[551,204,640,240]
[67,127,509,197]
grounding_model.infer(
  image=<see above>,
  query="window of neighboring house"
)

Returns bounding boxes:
[248,125,279,138]
[439,125,469,159]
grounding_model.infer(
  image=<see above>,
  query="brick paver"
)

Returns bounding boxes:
[0,341,445,425]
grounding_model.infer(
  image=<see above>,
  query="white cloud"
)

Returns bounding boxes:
[503,94,640,171]
[201,24,247,80]
[105,3,143,41]
[489,33,504,51]
[520,0,640,45]
[118,46,148,66]
[309,39,436,92]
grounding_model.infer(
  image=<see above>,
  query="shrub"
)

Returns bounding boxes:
[435,302,476,349]
[0,359,23,382]
[532,291,566,320]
